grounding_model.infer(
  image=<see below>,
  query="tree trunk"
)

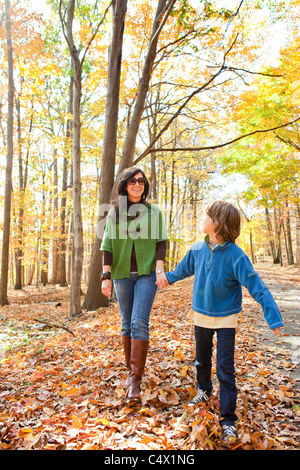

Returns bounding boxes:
[0,0,14,306]
[83,0,128,311]
[50,149,60,283]
[27,263,35,286]
[274,209,283,265]
[60,0,113,314]
[40,173,49,286]
[70,69,83,316]
[145,88,160,201]
[161,159,169,268]
[14,91,31,290]
[149,96,158,201]
[265,207,276,262]
[60,75,73,287]
[14,95,24,290]
[70,53,83,316]
[249,228,255,264]
[60,0,84,316]
[284,199,294,265]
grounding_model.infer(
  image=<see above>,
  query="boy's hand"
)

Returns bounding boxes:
[156,272,169,289]
[272,327,281,335]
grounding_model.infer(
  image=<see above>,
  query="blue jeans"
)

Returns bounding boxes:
[194,326,237,426]
[113,272,157,341]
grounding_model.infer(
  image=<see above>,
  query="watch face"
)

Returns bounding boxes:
[101,272,111,280]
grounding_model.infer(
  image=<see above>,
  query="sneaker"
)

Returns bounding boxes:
[188,389,210,406]
[221,424,238,443]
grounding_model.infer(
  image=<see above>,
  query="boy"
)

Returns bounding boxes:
[158,201,283,443]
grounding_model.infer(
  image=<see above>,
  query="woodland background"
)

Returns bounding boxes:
[0,0,299,318]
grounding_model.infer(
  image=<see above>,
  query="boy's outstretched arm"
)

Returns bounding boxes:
[234,255,284,333]
[165,249,195,286]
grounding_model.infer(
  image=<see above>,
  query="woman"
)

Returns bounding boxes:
[101,167,168,400]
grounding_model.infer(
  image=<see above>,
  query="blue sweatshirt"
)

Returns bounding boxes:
[166,236,284,331]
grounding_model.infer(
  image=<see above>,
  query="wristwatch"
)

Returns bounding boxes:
[156,269,164,274]
[101,271,111,281]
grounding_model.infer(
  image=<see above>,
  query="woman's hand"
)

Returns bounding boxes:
[102,279,112,298]
[156,271,169,289]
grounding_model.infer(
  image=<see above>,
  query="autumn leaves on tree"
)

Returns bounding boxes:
[0,0,299,315]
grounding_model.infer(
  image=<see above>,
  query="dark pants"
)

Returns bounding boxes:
[194,325,237,426]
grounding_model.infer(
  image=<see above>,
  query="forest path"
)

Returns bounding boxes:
[255,264,300,388]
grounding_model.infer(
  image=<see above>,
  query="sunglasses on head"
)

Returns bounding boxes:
[127,177,145,186]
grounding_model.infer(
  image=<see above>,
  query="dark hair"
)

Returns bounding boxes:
[112,167,150,215]
[116,167,149,198]
[206,200,241,243]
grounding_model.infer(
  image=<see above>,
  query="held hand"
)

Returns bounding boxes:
[156,271,169,289]
[102,279,112,298]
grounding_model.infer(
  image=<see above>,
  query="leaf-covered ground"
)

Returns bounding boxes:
[0,266,299,451]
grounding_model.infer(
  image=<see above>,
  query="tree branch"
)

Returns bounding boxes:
[213,65,282,79]
[79,1,113,74]
[274,132,300,151]
[133,116,300,161]
[132,34,242,166]
[59,0,112,81]
[58,0,73,58]
[33,318,76,336]
[149,0,177,50]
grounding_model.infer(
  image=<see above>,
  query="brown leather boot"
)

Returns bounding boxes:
[122,335,131,389]
[127,339,149,401]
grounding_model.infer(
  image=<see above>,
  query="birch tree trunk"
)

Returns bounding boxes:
[0,0,14,305]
